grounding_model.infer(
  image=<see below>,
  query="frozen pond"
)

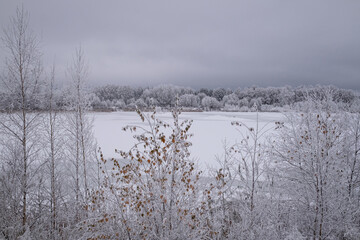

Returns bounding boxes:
[91,111,284,169]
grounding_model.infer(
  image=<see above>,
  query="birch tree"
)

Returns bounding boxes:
[40,64,67,239]
[65,46,96,224]
[0,6,43,237]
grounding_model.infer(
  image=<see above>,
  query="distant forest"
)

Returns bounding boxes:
[1,84,359,112]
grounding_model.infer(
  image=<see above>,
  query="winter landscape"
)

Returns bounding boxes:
[1,1,360,240]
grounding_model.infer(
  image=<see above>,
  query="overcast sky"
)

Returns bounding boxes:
[1,0,360,89]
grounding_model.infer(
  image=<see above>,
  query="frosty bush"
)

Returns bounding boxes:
[88,108,203,239]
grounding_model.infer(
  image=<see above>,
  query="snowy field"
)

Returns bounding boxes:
[91,111,284,170]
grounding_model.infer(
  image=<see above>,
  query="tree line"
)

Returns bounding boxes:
[90,84,360,112]
[1,7,360,240]
[1,82,359,113]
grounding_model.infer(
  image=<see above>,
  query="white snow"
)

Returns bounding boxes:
[91,111,284,170]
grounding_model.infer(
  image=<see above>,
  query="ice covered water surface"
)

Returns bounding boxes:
[91,111,284,170]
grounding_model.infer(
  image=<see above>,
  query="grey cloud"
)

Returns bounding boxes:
[1,0,360,89]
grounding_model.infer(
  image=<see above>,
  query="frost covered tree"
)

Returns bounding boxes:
[271,98,360,239]
[249,98,262,111]
[340,111,360,238]
[231,112,270,209]
[0,6,43,237]
[179,94,200,108]
[201,140,238,239]
[200,108,279,239]
[213,88,227,101]
[148,85,177,107]
[201,96,221,111]
[64,46,96,224]
[223,93,239,110]
[40,64,67,239]
[229,111,276,238]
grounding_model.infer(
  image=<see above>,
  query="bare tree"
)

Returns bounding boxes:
[65,46,96,224]
[271,98,359,239]
[204,140,237,239]
[0,6,43,237]
[41,63,66,239]
[49,65,57,239]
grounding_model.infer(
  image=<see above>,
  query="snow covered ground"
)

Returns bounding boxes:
[91,111,284,170]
